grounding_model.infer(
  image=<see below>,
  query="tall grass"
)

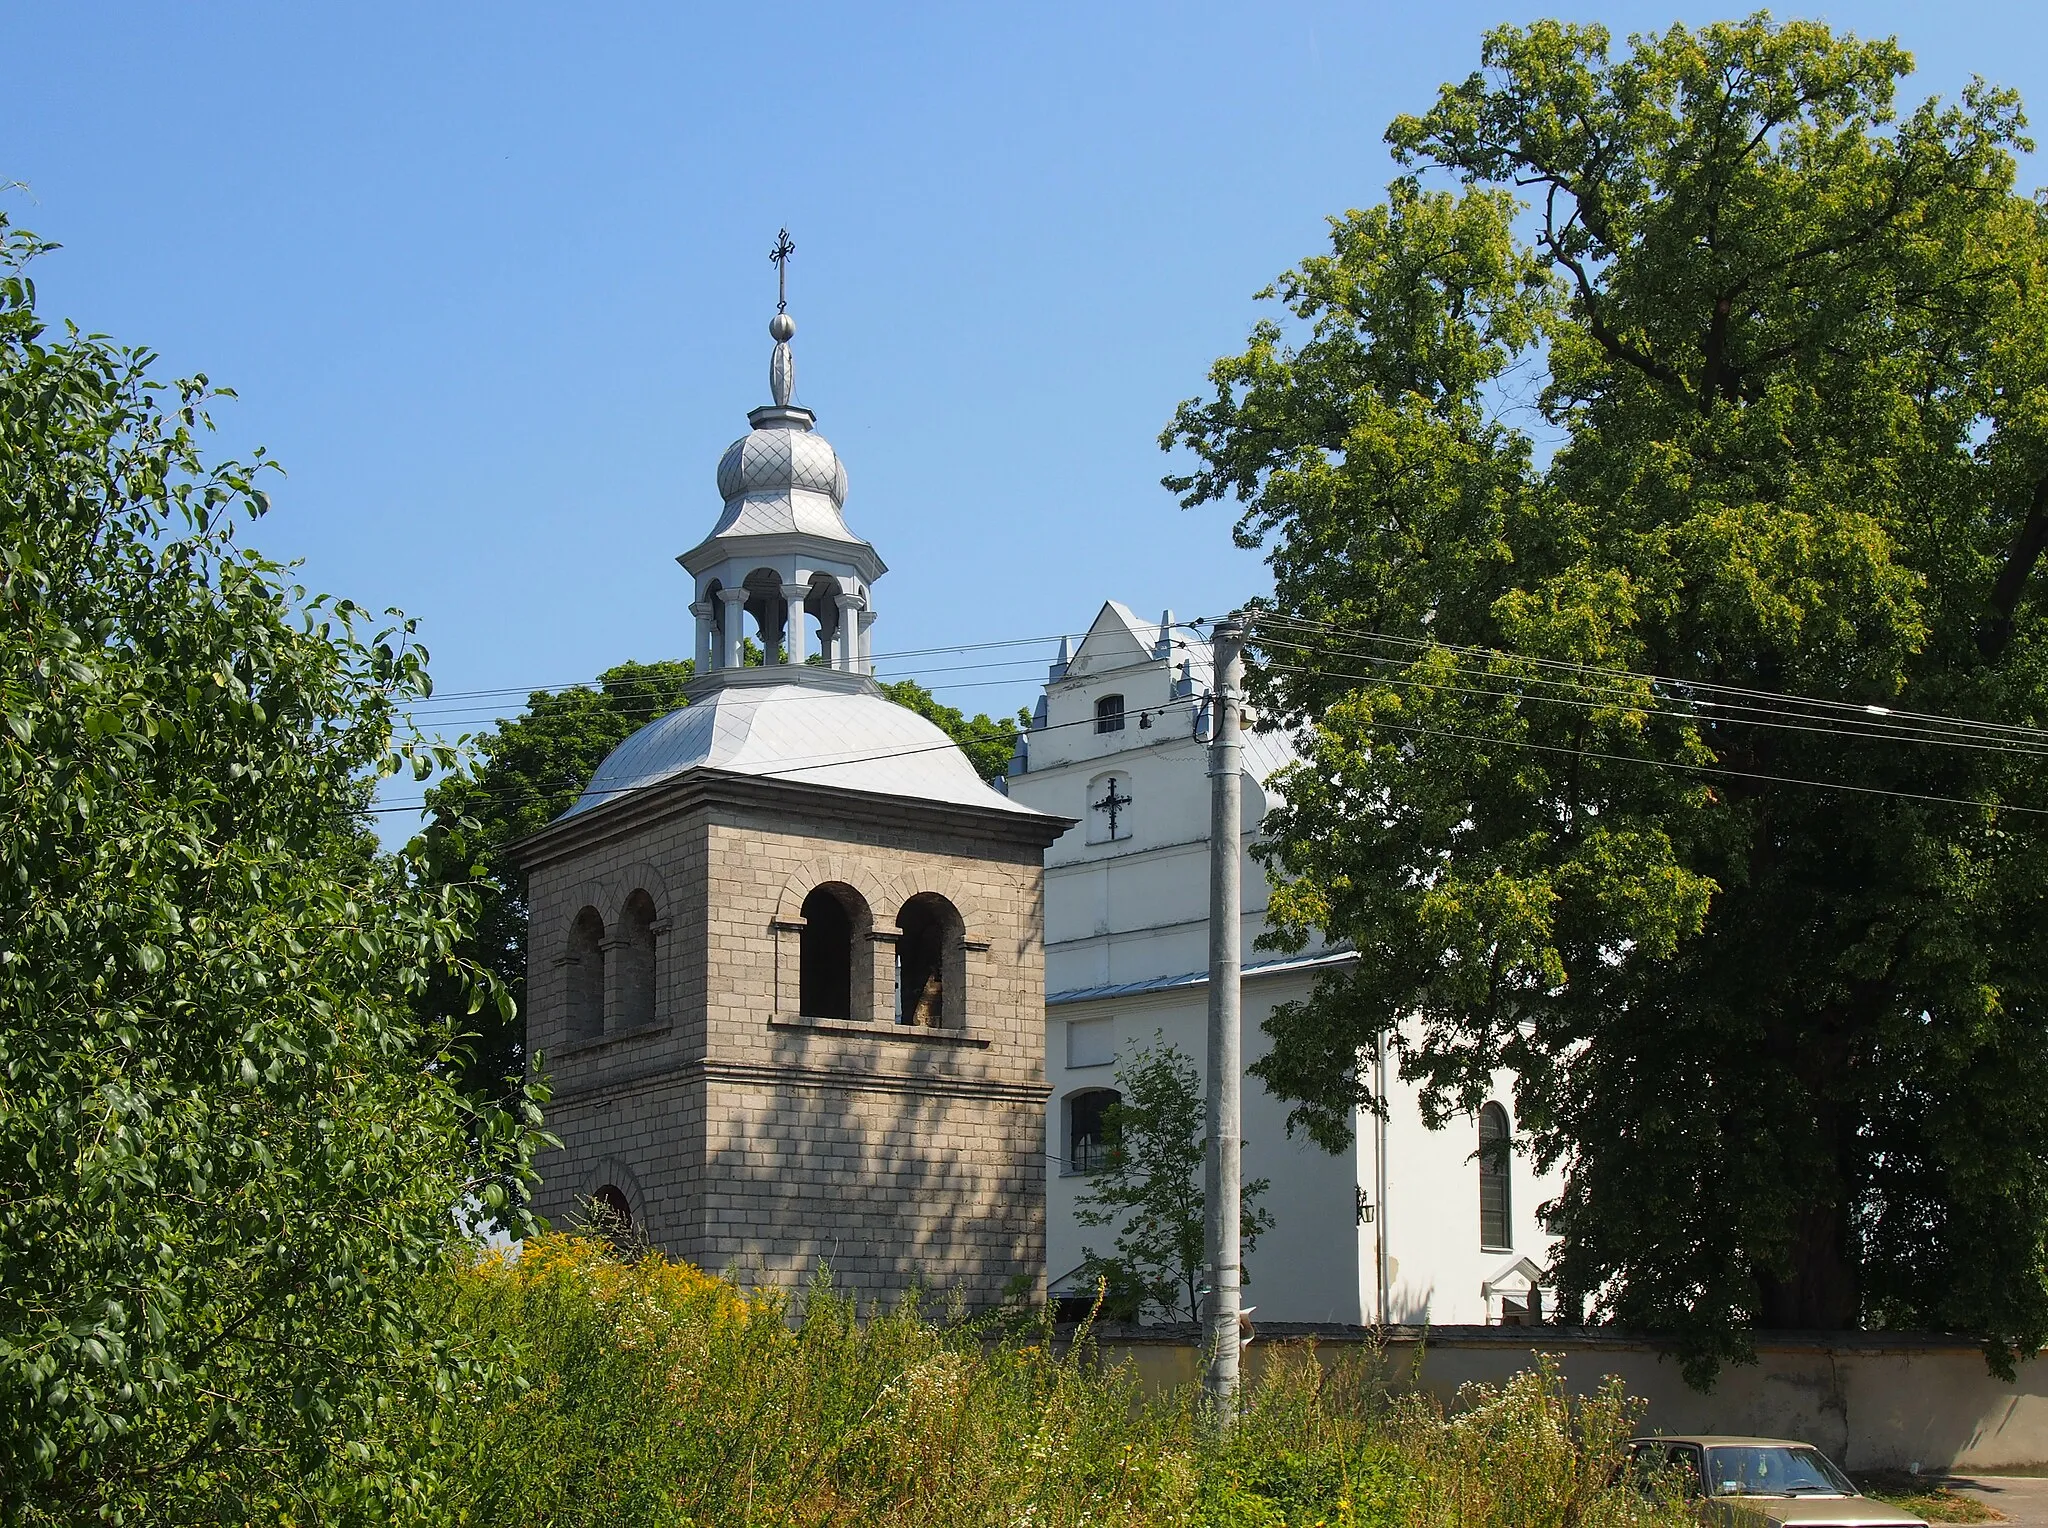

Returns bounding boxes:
[376,1234,1691,1528]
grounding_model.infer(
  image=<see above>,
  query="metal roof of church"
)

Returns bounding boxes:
[566,680,1045,818]
[1046,950,1354,1005]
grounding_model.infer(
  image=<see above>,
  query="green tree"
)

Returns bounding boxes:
[1074,1034,1272,1322]
[418,659,697,1100]
[1164,17,2048,1380]
[0,217,549,1519]
[418,667,1023,1093]
[877,678,1027,784]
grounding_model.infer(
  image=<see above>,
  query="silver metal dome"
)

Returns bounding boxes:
[566,681,1043,818]
[715,421,847,507]
[702,403,860,545]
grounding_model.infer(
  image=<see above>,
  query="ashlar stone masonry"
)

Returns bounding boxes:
[520,771,1066,1302]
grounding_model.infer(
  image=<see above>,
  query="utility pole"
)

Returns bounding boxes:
[1202,613,1246,1416]
[1375,1028,1391,1329]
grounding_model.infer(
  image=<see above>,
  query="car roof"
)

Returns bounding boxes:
[1630,1436,1827,1450]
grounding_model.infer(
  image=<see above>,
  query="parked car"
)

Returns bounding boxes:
[1620,1436,1926,1527]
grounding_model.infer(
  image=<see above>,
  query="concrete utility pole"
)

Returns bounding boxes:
[1202,613,1247,1415]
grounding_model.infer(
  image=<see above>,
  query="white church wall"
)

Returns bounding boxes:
[1045,973,1368,1326]
[1239,978,1369,1324]
[1366,1065,1557,1326]
[1020,598,1564,1330]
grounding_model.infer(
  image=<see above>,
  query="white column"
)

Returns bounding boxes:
[857,607,874,675]
[834,593,860,672]
[780,582,809,666]
[689,600,712,671]
[719,587,747,669]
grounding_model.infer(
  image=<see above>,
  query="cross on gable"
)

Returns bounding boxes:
[1092,775,1131,838]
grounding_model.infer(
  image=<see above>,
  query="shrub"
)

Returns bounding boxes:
[369,1235,1691,1528]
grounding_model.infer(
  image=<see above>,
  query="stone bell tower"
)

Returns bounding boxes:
[516,267,1071,1303]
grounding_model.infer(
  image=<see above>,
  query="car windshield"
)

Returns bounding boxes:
[1706,1446,1856,1497]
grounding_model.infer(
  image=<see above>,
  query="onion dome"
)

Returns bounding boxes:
[678,270,885,688]
[710,409,852,538]
[699,310,863,546]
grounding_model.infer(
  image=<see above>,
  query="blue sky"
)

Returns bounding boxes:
[6,2,2042,820]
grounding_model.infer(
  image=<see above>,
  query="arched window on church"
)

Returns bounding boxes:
[1095,693,1125,734]
[1479,1102,1513,1251]
[615,890,658,1031]
[799,883,864,1020]
[565,907,605,1040]
[1066,1088,1120,1174]
[895,892,964,1027]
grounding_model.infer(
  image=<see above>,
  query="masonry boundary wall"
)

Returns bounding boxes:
[1081,1325,2048,1472]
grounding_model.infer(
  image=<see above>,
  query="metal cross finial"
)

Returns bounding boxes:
[770,228,795,314]
[1092,775,1132,839]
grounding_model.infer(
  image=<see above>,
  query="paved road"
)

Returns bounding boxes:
[1947,1475,2048,1528]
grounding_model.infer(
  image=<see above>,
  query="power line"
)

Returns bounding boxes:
[381,627,1211,729]
[1195,612,2048,814]
[1249,638,2048,760]
[1256,695,2048,819]
[383,629,1209,722]
[364,607,2048,826]
[1248,611,2048,745]
[366,689,1205,816]
[407,631,1094,708]
[404,660,1054,720]
[399,668,1057,729]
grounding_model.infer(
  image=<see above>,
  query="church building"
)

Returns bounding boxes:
[1006,600,1562,1326]
[515,302,1071,1304]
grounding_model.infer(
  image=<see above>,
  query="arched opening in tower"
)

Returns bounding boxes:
[896,893,963,1027]
[799,884,859,1020]
[591,1183,634,1247]
[566,907,606,1038]
[615,890,658,1030]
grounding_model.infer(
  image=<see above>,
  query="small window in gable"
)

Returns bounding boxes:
[1095,694,1125,733]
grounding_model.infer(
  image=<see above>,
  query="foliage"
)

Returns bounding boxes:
[371,1231,1689,1528]
[418,668,1023,1096]
[876,677,1026,784]
[1393,1361,1651,1528]
[418,659,697,1099]
[1075,1034,1274,1322]
[0,215,550,1521]
[1164,15,2048,1379]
